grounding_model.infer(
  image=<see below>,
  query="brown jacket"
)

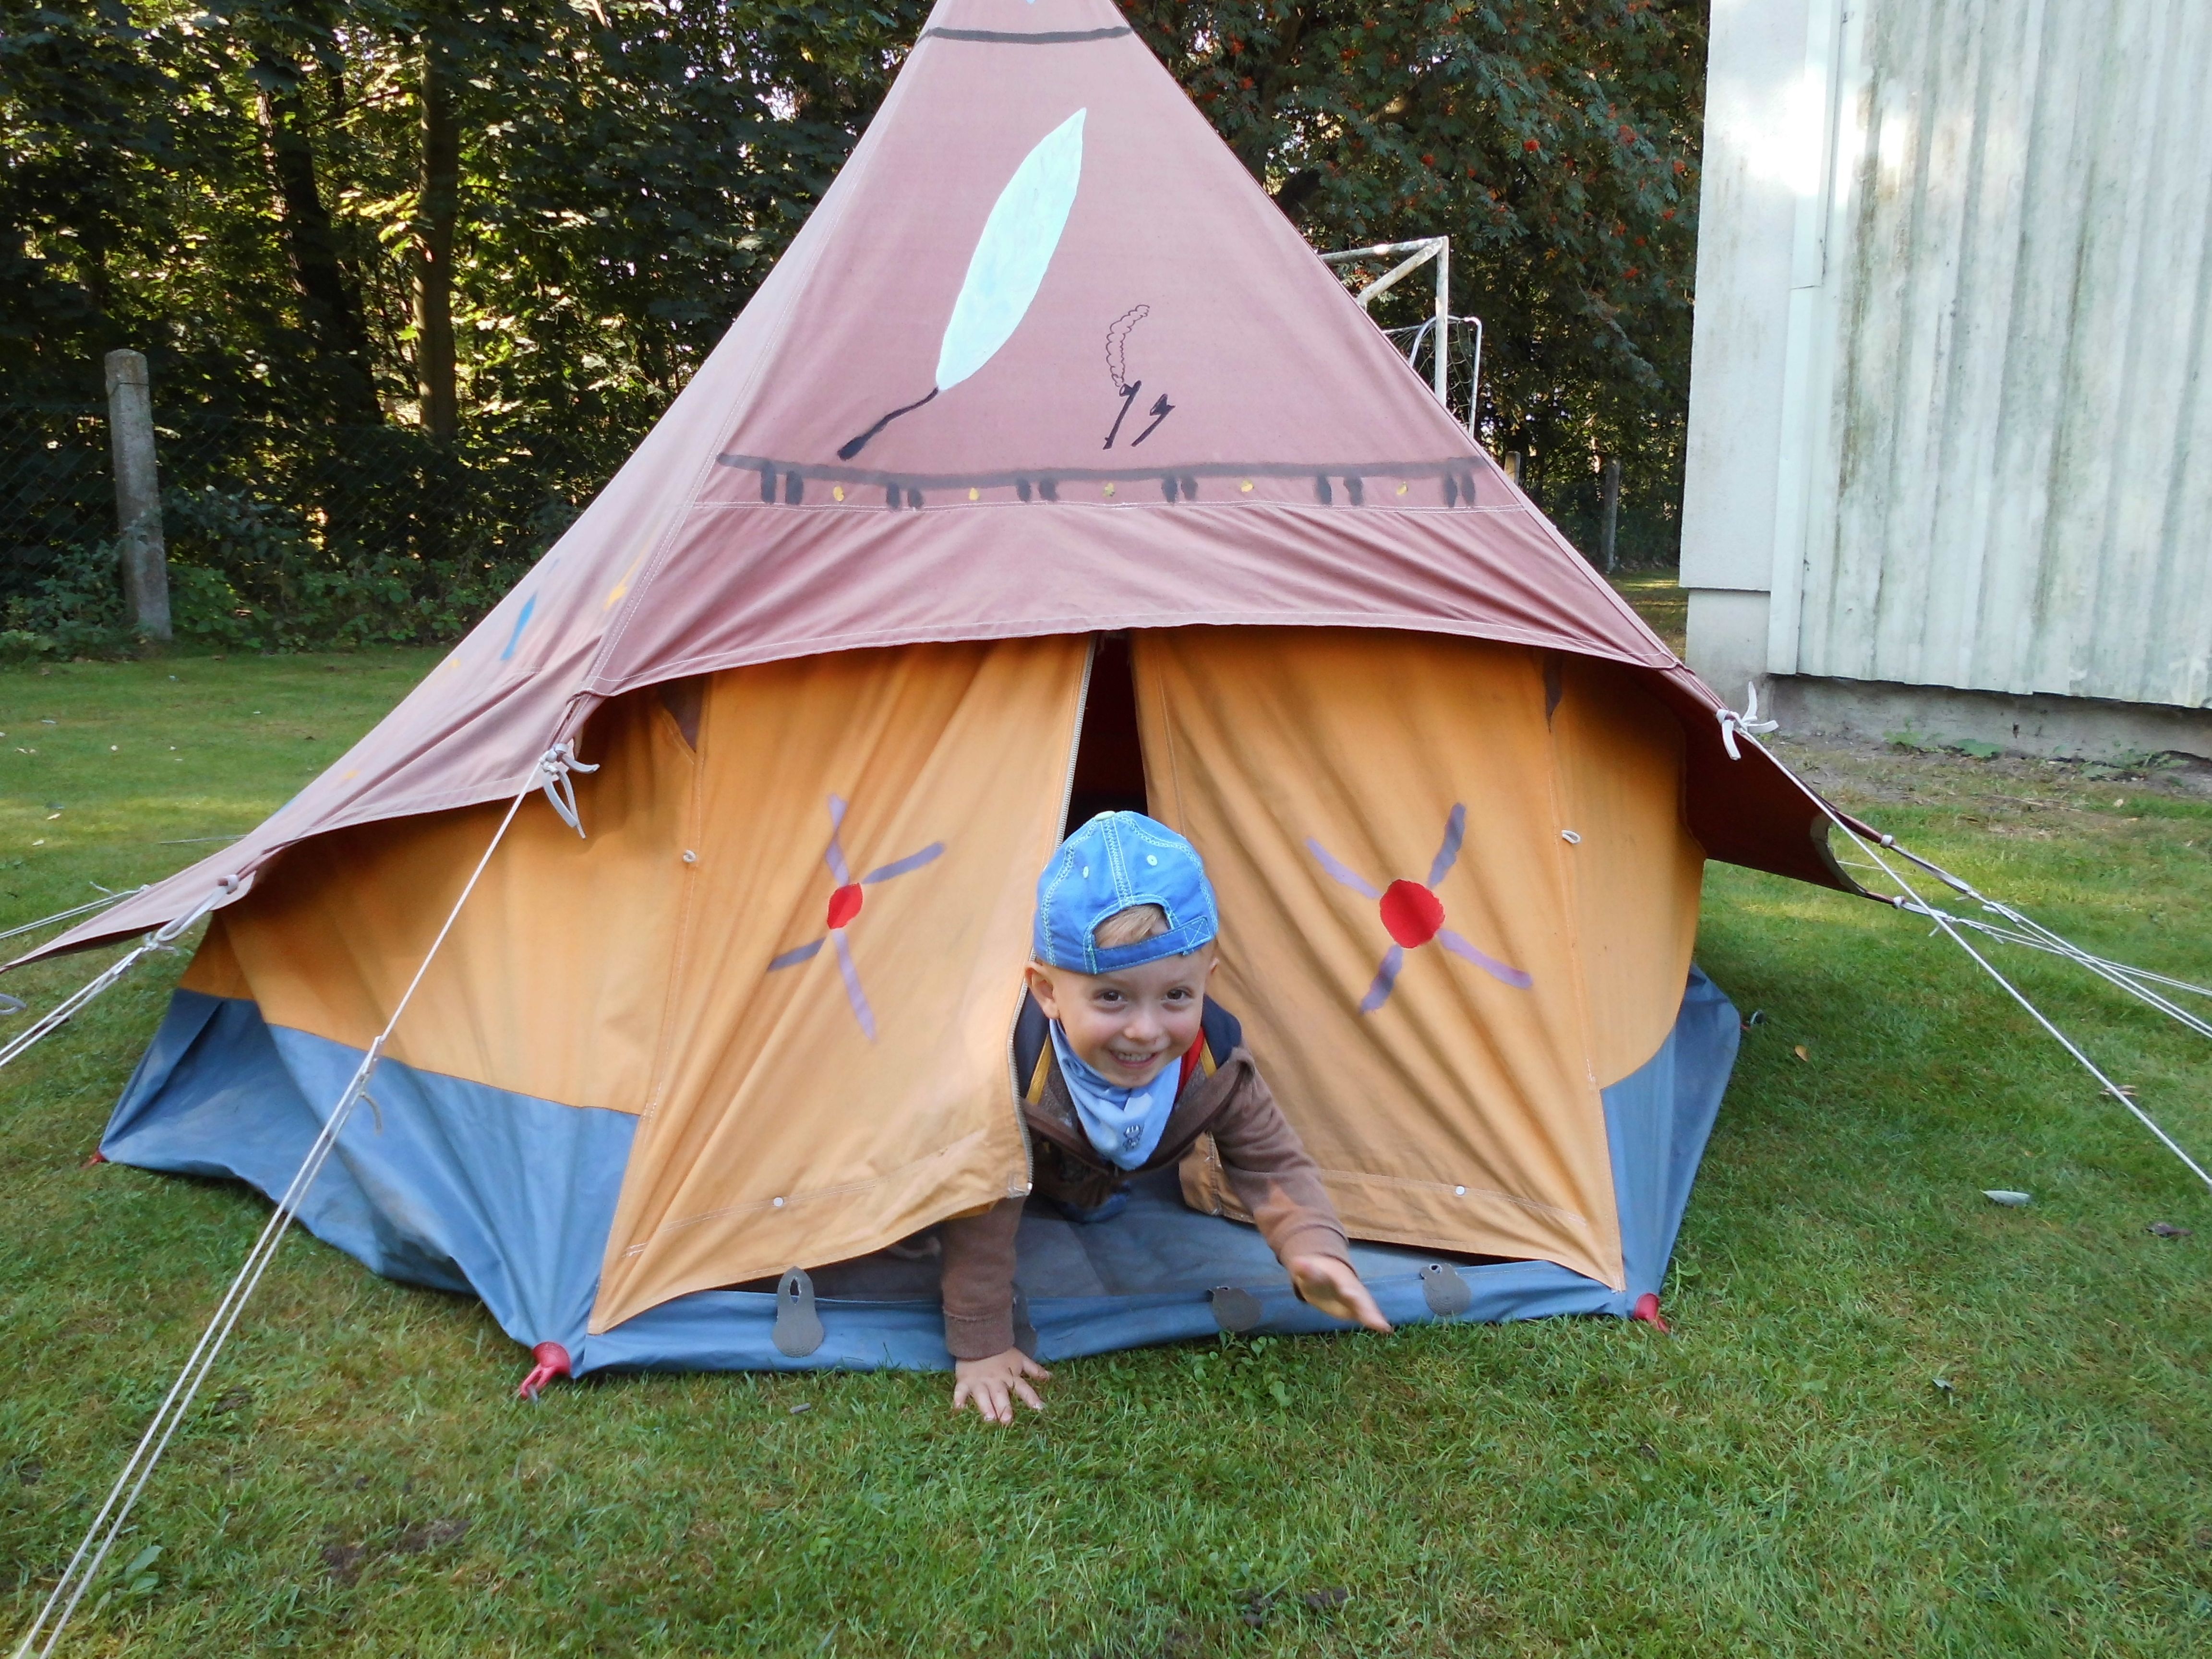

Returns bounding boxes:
[938,996,1348,1359]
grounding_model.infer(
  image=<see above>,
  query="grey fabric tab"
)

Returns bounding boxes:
[1208,1285,1263,1333]
[1011,1286,1039,1358]
[771,1266,825,1357]
[1420,1262,1473,1317]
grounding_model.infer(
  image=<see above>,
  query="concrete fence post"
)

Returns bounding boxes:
[103,349,172,643]
[1599,457,1622,573]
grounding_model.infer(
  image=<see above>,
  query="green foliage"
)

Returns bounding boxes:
[0,538,136,657]
[1,0,928,428]
[0,482,533,656]
[162,483,527,650]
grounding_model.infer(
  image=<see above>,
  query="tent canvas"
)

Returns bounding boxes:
[32,0,1849,1378]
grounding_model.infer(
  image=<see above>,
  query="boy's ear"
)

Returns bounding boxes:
[1024,961,1063,1021]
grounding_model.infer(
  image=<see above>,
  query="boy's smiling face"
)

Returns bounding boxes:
[1025,945,1217,1089]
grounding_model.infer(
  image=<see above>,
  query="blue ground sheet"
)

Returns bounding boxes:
[104,969,1738,1374]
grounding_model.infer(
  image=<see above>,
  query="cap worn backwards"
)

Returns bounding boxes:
[1033,812,1218,974]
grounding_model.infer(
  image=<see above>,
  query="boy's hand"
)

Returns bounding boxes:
[951,1348,1052,1425]
[1289,1254,1394,1334]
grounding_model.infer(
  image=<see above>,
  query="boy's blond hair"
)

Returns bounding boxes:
[1091,902,1170,950]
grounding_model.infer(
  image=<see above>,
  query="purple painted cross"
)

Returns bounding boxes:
[766,794,944,1040]
[1307,804,1533,1013]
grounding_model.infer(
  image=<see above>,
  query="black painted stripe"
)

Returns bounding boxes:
[920,25,1133,43]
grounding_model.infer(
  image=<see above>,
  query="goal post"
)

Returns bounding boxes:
[1319,237,1481,436]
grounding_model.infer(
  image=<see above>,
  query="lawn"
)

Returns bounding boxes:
[3,650,2210,1657]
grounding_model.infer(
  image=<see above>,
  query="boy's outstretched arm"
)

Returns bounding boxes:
[938,1197,1053,1423]
[1206,1058,1394,1335]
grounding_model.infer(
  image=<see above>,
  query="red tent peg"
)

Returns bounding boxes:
[1629,1293,1670,1334]
[516,1341,571,1401]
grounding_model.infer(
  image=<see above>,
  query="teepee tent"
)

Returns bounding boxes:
[26,0,1851,1381]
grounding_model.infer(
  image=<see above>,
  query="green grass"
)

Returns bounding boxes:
[1607,570,1686,657]
[4,658,2211,1656]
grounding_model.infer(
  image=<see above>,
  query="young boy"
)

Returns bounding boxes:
[942,811,1390,1423]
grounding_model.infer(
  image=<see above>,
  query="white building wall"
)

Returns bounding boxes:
[1682,0,2212,716]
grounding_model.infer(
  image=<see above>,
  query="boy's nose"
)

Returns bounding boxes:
[1120,1008,1164,1044]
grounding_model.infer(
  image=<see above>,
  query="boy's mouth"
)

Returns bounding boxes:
[1103,1045,1166,1075]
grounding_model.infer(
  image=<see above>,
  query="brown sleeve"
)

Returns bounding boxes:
[936,1197,1024,1360]
[1205,1053,1351,1266]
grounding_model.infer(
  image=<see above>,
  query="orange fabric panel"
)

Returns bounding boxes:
[180,689,697,1113]
[589,637,1087,1332]
[179,917,249,1001]
[1547,656,1705,1087]
[1132,630,1698,1289]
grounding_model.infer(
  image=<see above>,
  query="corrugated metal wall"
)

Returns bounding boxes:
[1788,0,2212,709]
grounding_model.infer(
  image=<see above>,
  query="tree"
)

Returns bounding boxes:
[242,0,382,423]
[1123,0,1705,554]
[413,8,460,440]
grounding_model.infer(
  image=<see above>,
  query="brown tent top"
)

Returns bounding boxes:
[25,0,1845,968]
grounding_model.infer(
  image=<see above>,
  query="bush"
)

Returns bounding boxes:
[0,486,536,658]
[0,540,139,658]
[0,628,59,665]
[164,485,530,651]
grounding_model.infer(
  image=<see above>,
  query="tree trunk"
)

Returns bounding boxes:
[416,29,460,441]
[253,42,380,423]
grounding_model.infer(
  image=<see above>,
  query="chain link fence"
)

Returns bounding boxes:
[0,401,113,600]
[1,397,629,657]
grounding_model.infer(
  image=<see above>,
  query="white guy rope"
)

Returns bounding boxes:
[12,762,549,1659]
[0,888,226,1075]
[0,885,151,947]
[1843,798,2212,1045]
[1712,692,2212,1195]
[1892,901,2212,1044]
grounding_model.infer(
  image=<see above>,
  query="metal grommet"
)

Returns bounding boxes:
[1560,830,1582,845]
[681,850,697,864]
[771,1196,786,1209]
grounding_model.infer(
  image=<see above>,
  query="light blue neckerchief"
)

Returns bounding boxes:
[1048,1022,1182,1170]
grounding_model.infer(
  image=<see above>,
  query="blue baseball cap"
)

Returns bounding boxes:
[1033,812,1219,974]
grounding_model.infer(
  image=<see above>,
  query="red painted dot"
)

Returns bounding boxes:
[1378,879,1444,948]
[826,884,864,929]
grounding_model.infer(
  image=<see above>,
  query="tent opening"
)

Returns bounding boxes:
[1063,634,1147,834]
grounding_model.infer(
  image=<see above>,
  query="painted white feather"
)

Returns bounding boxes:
[935,108,1086,390]
[835,107,1087,460]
